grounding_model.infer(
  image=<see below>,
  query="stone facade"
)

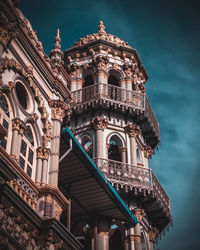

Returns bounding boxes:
[0,1,171,249]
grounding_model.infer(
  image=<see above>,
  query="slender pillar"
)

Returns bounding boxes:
[91,216,110,250]
[0,44,4,60]
[70,78,77,92]
[10,118,25,160]
[91,117,108,166]
[36,147,43,183]
[48,100,65,186]
[143,145,154,168]
[125,124,140,166]
[119,147,127,163]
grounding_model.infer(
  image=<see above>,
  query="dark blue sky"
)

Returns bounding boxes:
[19,1,200,249]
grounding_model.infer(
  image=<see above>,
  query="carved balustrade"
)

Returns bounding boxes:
[71,82,145,109]
[71,83,159,137]
[93,158,170,216]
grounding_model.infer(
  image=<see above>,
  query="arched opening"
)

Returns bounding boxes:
[82,68,94,88]
[108,134,123,162]
[19,124,37,179]
[108,69,122,101]
[0,94,12,152]
[80,134,93,158]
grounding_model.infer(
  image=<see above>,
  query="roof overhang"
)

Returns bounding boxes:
[59,126,137,226]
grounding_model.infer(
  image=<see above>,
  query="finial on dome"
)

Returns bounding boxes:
[49,28,63,68]
[97,20,106,33]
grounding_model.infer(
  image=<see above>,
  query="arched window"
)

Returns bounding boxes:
[108,134,123,162]
[19,124,36,179]
[136,148,143,165]
[0,94,12,151]
[82,68,94,88]
[108,70,122,101]
[80,134,93,158]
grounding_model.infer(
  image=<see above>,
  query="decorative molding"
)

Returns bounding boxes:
[90,116,108,131]
[73,20,130,48]
[49,99,70,122]
[0,57,52,147]
[36,147,50,160]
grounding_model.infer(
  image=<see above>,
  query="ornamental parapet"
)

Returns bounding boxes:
[93,157,171,232]
[71,83,159,148]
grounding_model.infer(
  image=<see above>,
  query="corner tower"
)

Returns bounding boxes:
[64,21,171,250]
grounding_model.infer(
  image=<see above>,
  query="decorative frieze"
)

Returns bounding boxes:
[125,123,141,137]
[90,116,108,131]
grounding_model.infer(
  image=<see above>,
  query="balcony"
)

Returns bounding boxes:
[93,158,171,231]
[71,83,159,147]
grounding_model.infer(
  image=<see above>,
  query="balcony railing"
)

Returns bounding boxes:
[71,83,159,137]
[71,82,145,110]
[93,158,170,215]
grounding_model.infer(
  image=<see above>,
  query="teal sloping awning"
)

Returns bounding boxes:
[59,126,137,226]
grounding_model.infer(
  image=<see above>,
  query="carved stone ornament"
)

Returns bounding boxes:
[90,116,108,130]
[93,55,108,71]
[12,118,25,134]
[132,208,146,222]
[125,123,140,137]
[73,21,130,48]
[143,145,154,158]
[36,147,50,160]
[0,12,16,49]
[49,99,66,122]
[67,63,80,78]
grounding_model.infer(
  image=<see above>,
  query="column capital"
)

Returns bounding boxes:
[12,118,25,134]
[90,116,108,131]
[124,123,140,137]
[143,145,154,158]
[132,208,146,222]
[49,99,69,122]
[93,55,109,71]
[36,147,50,160]
[149,228,159,242]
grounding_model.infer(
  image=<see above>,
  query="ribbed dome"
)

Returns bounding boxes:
[72,21,131,48]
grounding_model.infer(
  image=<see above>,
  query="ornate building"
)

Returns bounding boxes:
[0,0,171,249]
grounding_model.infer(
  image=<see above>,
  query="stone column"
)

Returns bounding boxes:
[125,77,133,102]
[132,208,146,250]
[91,117,108,166]
[36,147,43,183]
[10,118,25,160]
[125,124,140,166]
[105,142,110,159]
[76,77,84,90]
[119,147,127,163]
[119,78,126,102]
[70,78,77,92]
[143,145,154,168]
[48,100,65,186]
[91,216,110,250]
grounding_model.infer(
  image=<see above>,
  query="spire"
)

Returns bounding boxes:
[97,20,106,33]
[53,28,61,49]
[49,28,63,68]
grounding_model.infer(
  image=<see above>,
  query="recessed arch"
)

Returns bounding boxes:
[80,133,93,158]
[107,133,125,162]
[108,69,123,87]
[136,147,143,165]
[82,68,94,88]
